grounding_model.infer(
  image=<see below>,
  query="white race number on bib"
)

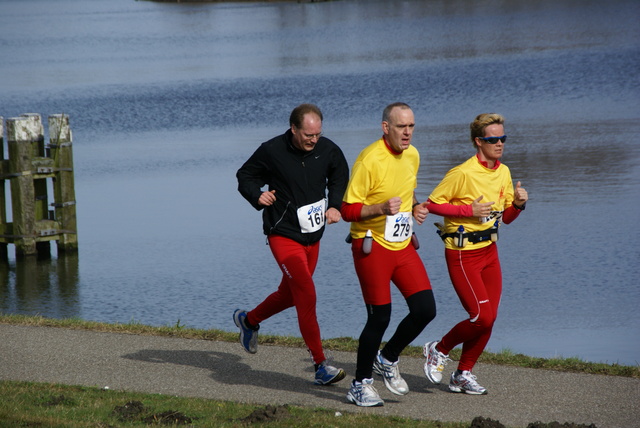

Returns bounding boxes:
[297,199,327,233]
[384,212,413,242]
[480,210,503,224]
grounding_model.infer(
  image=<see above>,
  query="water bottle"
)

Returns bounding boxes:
[362,229,373,254]
[455,225,467,248]
[490,220,499,242]
[411,232,420,250]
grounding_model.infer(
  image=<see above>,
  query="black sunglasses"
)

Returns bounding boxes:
[478,135,507,144]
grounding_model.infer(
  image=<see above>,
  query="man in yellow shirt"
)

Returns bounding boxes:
[341,102,435,407]
[423,113,528,395]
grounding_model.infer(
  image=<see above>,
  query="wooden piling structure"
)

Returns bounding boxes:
[0,113,78,258]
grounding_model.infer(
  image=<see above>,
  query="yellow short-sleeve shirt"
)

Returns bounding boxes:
[429,156,515,250]
[343,138,419,250]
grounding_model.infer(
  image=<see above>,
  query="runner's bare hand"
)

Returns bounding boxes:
[382,197,402,215]
[471,195,494,217]
[514,181,528,207]
[258,190,276,206]
[325,207,341,224]
[413,201,429,225]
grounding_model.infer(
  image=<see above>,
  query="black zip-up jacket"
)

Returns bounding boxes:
[237,129,349,245]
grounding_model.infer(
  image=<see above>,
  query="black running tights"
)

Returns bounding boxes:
[355,289,436,381]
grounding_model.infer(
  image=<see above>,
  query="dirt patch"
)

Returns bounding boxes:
[240,405,291,424]
[470,416,597,428]
[471,416,508,428]
[41,394,77,407]
[112,401,194,425]
[112,401,146,421]
[141,410,193,425]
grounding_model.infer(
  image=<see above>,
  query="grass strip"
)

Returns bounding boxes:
[0,380,469,428]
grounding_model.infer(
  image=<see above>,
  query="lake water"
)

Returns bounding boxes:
[1,0,639,366]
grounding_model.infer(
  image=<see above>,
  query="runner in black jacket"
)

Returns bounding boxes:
[233,104,349,386]
[237,126,348,246]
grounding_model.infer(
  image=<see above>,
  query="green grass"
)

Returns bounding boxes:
[2,314,637,378]
[0,380,468,428]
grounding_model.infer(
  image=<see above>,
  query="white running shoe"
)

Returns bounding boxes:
[449,370,488,395]
[423,340,450,384]
[372,351,409,395]
[346,378,384,407]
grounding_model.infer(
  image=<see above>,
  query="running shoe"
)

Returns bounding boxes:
[314,361,346,385]
[233,309,259,354]
[372,350,409,395]
[346,378,384,407]
[449,370,488,395]
[423,340,450,384]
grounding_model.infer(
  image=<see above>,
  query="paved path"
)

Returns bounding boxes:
[1,324,638,427]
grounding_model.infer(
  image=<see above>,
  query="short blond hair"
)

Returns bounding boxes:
[470,113,505,146]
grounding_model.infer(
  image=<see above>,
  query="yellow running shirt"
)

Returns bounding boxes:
[343,138,419,251]
[429,155,515,250]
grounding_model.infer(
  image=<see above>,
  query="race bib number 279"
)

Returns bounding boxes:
[384,212,413,242]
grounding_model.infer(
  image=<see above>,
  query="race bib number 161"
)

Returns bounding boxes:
[297,199,327,233]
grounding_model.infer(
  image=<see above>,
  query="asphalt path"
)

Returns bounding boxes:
[1,324,638,428]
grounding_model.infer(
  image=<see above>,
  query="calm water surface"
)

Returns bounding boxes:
[1,0,639,365]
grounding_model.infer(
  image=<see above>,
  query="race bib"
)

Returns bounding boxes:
[480,210,503,224]
[297,199,326,233]
[384,212,413,242]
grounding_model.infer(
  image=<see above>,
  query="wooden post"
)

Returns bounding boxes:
[0,117,7,261]
[6,116,38,256]
[49,114,78,253]
[22,113,52,257]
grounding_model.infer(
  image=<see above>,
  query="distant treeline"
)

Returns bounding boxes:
[144,0,332,3]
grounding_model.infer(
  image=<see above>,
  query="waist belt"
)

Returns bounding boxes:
[438,227,498,244]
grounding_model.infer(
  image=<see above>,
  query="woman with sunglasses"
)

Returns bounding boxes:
[421,113,528,395]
